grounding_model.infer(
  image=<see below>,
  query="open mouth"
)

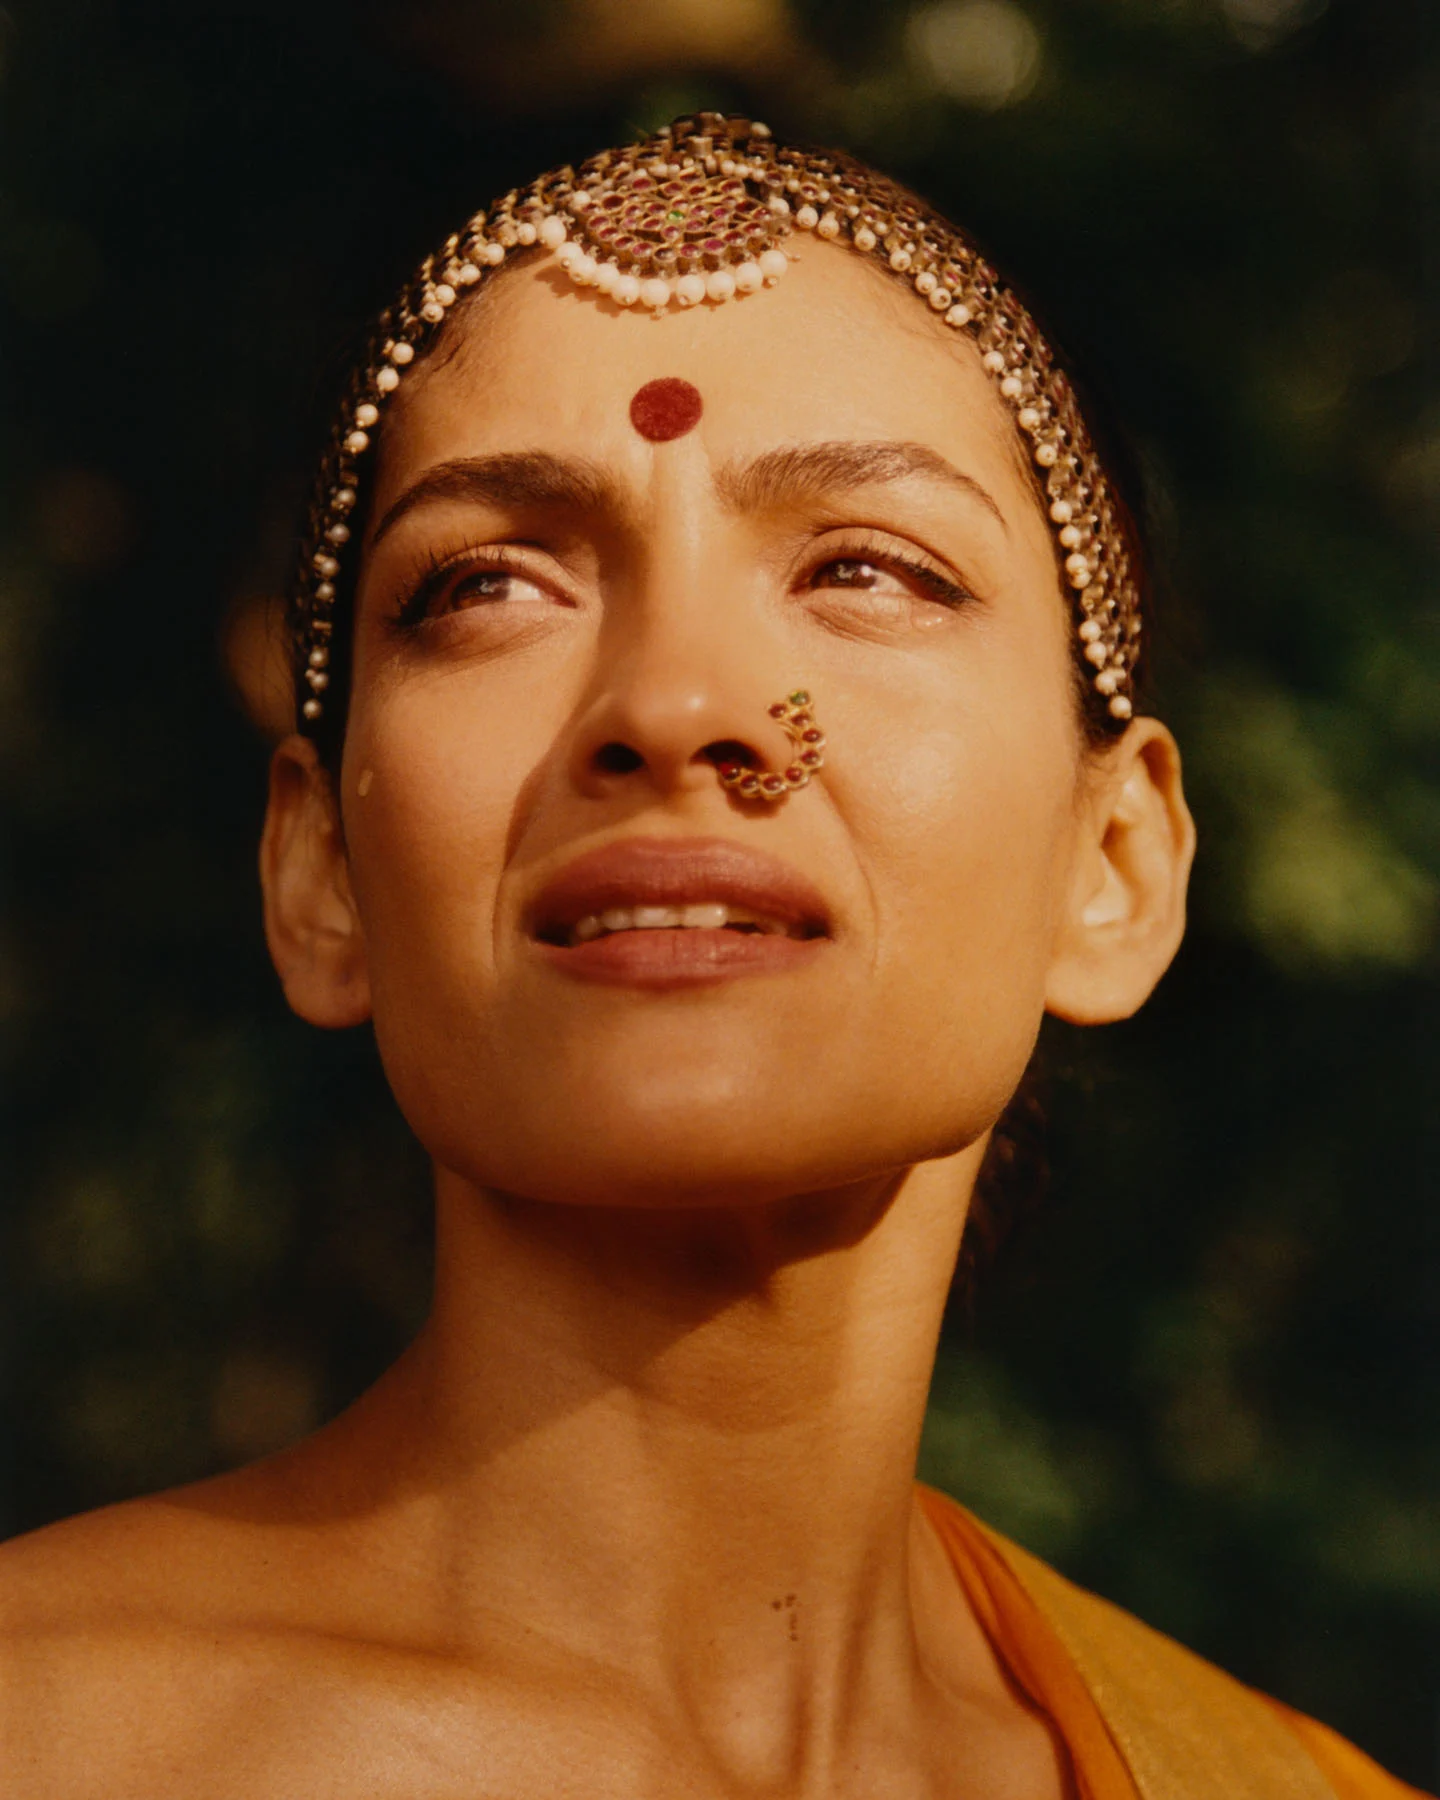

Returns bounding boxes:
[543,902,820,948]
[525,837,834,983]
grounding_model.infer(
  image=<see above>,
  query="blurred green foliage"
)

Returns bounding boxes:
[2,0,1436,1783]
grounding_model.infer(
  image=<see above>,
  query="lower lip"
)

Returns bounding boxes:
[535,928,826,988]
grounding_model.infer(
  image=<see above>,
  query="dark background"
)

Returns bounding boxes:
[2,0,1437,1783]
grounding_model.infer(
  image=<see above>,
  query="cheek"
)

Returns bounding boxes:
[339,673,550,1003]
[846,632,1080,1046]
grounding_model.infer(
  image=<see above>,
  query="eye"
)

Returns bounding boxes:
[803,545,970,612]
[393,547,561,629]
[440,567,549,613]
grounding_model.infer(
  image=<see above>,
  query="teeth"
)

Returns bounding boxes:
[567,902,788,946]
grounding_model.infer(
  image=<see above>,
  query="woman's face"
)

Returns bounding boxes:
[289,244,1153,1208]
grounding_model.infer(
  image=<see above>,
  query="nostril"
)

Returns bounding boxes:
[594,741,645,775]
[703,740,752,769]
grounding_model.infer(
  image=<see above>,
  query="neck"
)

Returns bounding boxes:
[324,1148,984,1779]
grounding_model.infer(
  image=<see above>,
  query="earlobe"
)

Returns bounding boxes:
[259,735,372,1029]
[1044,719,1196,1026]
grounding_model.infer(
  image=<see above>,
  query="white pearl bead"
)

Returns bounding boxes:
[538,215,567,249]
[1085,641,1108,667]
[1035,443,1059,467]
[796,204,819,229]
[675,273,706,306]
[888,249,912,271]
[706,268,736,301]
[1016,406,1040,429]
[315,581,335,601]
[354,402,379,427]
[854,227,877,252]
[308,647,328,669]
[593,261,620,292]
[1065,552,1090,575]
[1069,566,1093,589]
[569,190,592,211]
[1096,669,1120,694]
[735,261,763,293]
[1059,524,1082,549]
[344,429,370,454]
[1049,498,1073,522]
[928,288,951,311]
[1079,620,1102,643]
[614,273,640,306]
[719,158,736,175]
[758,248,787,282]
[325,522,350,544]
[457,262,481,285]
[376,366,399,392]
[914,270,937,295]
[981,350,1007,373]
[482,242,505,266]
[571,253,597,284]
[1109,695,1133,721]
[434,283,456,306]
[640,277,672,310]
[333,487,356,509]
[770,195,791,215]
[302,698,322,721]
[1000,375,1023,398]
[517,222,538,246]
[313,553,339,576]
[390,341,414,365]
[420,301,443,324]
[556,241,580,269]
[945,304,972,327]
[817,214,840,238]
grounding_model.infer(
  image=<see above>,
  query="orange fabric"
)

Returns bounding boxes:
[1263,1700,1433,1800]
[917,1485,1138,1799]
[917,1485,1430,1800]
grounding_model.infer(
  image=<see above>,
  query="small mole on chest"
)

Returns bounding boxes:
[629,377,704,442]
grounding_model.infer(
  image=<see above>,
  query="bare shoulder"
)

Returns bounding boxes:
[0,1473,651,1800]
[0,1482,279,1795]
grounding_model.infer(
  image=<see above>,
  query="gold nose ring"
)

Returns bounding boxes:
[716,691,826,802]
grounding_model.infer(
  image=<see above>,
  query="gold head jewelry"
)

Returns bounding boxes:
[293,113,1141,738]
[717,692,826,802]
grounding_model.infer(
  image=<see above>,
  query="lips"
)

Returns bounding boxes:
[527,836,832,988]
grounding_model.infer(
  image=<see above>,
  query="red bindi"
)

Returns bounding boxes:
[629,377,703,442]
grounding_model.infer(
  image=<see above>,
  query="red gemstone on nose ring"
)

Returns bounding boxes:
[717,692,827,804]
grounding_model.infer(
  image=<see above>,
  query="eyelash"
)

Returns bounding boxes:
[390,531,973,628]
[798,533,973,609]
[390,542,551,629]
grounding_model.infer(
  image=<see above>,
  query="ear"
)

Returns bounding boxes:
[1044,718,1196,1025]
[260,734,372,1028]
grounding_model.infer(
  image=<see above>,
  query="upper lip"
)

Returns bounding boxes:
[527,836,834,943]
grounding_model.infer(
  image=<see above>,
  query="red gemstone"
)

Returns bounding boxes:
[718,761,741,780]
[802,729,823,743]
[785,766,805,782]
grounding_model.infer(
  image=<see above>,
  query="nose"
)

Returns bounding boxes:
[568,610,787,803]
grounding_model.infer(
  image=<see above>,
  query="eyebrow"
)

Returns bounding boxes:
[715,440,1008,530]
[368,437,1007,548]
[369,451,618,547]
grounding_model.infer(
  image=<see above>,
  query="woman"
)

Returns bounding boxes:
[0,114,1424,1798]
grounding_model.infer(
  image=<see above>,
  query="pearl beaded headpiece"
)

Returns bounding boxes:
[292,114,1141,734]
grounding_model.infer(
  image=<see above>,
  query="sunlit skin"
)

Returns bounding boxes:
[0,241,1194,1799]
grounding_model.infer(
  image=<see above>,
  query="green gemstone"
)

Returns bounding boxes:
[668,209,684,222]
[789,689,810,705]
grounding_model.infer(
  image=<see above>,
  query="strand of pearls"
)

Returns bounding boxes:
[295,116,1140,730]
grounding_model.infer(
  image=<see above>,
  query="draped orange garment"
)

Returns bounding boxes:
[918,1486,1432,1800]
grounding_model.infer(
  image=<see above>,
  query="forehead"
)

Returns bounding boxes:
[375,240,1034,511]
